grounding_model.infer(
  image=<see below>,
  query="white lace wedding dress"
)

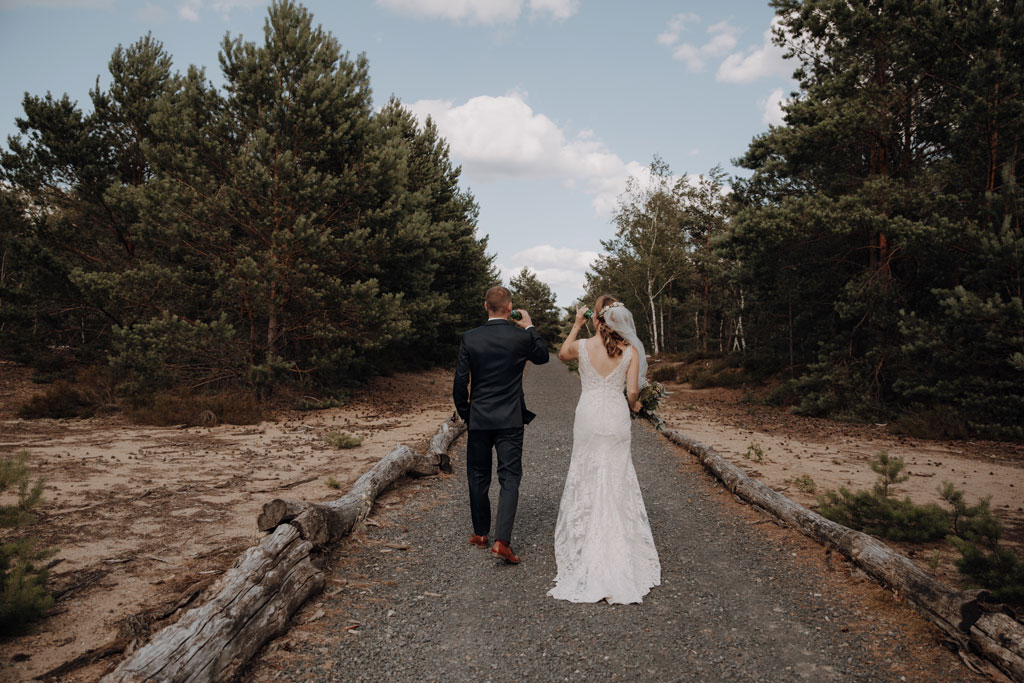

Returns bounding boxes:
[548,340,661,604]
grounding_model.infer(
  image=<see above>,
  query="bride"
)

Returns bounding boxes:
[548,295,661,604]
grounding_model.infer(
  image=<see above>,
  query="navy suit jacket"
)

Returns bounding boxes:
[453,319,549,431]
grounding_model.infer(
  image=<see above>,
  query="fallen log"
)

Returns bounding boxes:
[103,524,324,683]
[257,444,425,538]
[657,425,1024,681]
[257,415,466,537]
[426,412,466,474]
[102,415,466,683]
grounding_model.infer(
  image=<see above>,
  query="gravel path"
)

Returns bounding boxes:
[248,358,978,682]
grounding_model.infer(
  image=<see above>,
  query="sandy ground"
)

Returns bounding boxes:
[0,362,456,682]
[658,379,1024,586]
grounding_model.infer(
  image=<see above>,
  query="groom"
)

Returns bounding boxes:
[453,285,549,564]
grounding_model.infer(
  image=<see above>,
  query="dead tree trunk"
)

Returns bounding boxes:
[256,415,466,537]
[104,524,324,683]
[657,426,1024,681]
[427,412,465,473]
[103,415,466,683]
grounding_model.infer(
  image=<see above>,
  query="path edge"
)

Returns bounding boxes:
[650,420,1024,682]
[99,414,466,683]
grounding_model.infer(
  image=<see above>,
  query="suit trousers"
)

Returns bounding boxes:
[466,427,524,543]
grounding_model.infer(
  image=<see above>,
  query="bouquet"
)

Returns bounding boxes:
[628,380,669,426]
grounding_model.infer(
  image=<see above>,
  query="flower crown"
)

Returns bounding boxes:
[597,301,625,320]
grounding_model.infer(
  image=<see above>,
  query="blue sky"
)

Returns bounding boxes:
[0,0,796,305]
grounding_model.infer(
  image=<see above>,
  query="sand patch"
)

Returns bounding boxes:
[658,382,1024,585]
[0,366,455,681]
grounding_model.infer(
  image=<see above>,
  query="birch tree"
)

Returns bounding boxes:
[599,157,691,355]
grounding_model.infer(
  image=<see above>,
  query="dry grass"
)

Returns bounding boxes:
[325,431,363,449]
[125,391,263,426]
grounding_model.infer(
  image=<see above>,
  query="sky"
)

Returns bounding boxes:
[0,0,797,305]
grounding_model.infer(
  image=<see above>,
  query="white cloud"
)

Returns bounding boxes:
[178,0,199,21]
[0,0,112,7]
[515,245,600,272]
[135,1,167,22]
[498,245,602,304]
[761,87,787,126]
[656,11,698,46]
[175,0,264,22]
[375,0,577,24]
[527,0,578,21]
[716,16,791,83]
[664,20,741,73]
[408,91,638,216]
[210,0,266,13]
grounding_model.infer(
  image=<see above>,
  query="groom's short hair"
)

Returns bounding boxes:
[484,285,512,314]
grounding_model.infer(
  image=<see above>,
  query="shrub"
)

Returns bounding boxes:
[818,487,950,542]
[689,368,748,389]
[648,363,679,383]
[17,381,97,419]
[325,431,362,449]
[818,451,949,542]
[744,442,764,463]
[126,391,262,427]
[741,353,785,380]
[940,482,1024,604]
[326,477,342,489]
[792,474,817,493]
[764,380,799,406]
[894,404,968,440]
[1,451,56,635]
[949,537,1024,605]
[869,451,908,498]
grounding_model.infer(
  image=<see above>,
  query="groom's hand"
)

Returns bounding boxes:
[512,309,533,328]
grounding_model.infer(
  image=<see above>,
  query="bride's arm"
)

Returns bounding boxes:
[557,307,590,361]
[626,349,641,411]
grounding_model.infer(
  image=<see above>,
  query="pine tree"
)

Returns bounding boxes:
[1,451,55,635]
[723,0,1024,432]
[508,267,560,346]
[2,1,498,402]
[0,34,176,370]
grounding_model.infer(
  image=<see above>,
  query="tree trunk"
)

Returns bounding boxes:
[659,302,665,355]
[647,291,659,355]
[702,274,710,353]
[257,415,466,536]
[266,292,278,359]
[788,294,794,375]
[657,426,1024,681]
[426,412,465,473]
[104,525,324,683]
[105,415,466,683]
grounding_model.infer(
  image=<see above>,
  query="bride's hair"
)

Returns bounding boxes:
[595,294,627,358]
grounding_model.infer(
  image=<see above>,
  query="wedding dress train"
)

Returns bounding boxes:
[548,341,661,604]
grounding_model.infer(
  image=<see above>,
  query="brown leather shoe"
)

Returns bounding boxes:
[469,534,488,548]
[491,540,521,564]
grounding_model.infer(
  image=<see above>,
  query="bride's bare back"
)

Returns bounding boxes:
[583,336,635,378]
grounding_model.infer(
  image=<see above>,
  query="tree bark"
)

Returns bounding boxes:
[425,413,466,474]
[103,525,324,683]
[657,425,1024,681]
[257,415,466,537]
[103,414,466,683]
